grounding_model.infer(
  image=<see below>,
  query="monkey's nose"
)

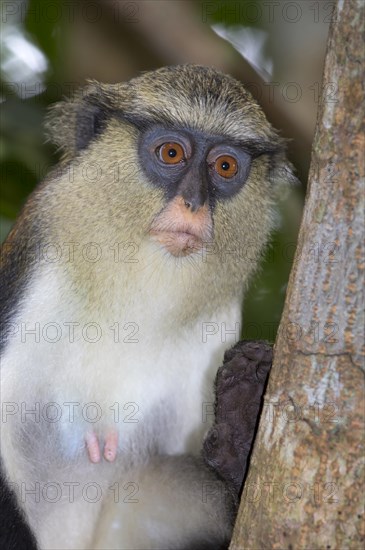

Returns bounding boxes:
[178,194,205,213]
[181,196,203,212]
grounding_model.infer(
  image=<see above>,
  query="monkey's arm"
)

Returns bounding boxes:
[0,473,38,550]
[203,340,272,495]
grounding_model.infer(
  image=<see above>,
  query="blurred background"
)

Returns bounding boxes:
[1,0,332,340]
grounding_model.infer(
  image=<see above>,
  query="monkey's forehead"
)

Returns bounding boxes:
[99,65,282,148]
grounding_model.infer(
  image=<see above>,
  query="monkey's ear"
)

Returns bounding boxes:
[269,148,300,200]
[44,81,126,160]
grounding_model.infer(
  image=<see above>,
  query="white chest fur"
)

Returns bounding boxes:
[1,263,241,466]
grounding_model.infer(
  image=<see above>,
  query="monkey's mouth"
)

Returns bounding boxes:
[149,228,204,257]
[148,196,213,257]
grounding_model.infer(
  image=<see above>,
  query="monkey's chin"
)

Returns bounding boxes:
[149,230,203,257]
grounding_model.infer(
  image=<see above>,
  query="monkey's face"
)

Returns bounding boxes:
[139,125,252,257]
[46,65,294,286]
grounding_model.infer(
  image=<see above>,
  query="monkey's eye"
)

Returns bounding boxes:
[157,142,186,164]
[214,155,238,178]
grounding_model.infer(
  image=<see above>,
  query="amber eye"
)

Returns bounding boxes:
[214,155,238,178]
[158,142,185,164]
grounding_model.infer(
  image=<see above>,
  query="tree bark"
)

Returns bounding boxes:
[230,1,364,548]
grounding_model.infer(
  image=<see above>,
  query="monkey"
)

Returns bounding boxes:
[0,65,295,549]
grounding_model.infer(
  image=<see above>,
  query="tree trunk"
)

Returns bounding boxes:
[230,1,364,548]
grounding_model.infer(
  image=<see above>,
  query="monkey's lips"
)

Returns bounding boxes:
[148,197,212,257]
[149,228,204,257]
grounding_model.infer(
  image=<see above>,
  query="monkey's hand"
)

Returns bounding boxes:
[202,340,272,495]
[85,430,119,463]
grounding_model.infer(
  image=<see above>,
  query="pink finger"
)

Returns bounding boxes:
[85,432,101,463]
[104,431,119,462]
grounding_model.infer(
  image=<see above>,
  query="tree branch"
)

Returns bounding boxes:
[230,0,365,547]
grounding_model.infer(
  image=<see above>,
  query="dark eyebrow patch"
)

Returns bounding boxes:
[229,138,285,158]
[117,112,172,132]
[117,112,285,157]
